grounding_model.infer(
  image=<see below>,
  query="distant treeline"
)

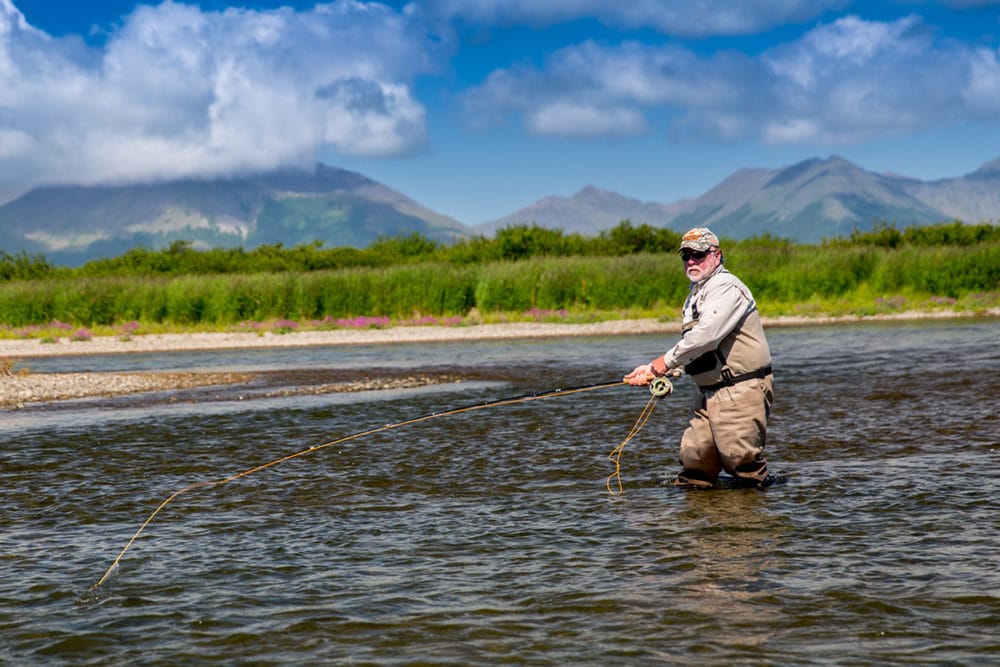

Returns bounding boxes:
[1,221,688,280]
[2,220,998,280]
[0,221,997,329]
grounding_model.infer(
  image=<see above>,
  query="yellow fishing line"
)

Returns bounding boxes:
[94,379,640,589]
[606,393,660,496]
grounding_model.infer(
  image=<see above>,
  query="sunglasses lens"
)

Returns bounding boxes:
[682,250,708,261]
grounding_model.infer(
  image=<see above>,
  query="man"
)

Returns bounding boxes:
[624,227,775,489]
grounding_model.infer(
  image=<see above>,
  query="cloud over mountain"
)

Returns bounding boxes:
[0,0,441,185]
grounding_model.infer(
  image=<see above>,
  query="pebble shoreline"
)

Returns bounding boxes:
[1,320,678,408]
[1,312,994,408]
[0,371,254,409]
[0,318,681,359]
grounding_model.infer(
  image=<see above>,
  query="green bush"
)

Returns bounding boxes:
[473,255,688,312]
[0,250,54,281]
[734,246,877,301]
[1,221,997,328]
[872,244,1000,296]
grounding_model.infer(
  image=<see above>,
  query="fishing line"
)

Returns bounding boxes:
[606,393,659,496]
[606,374,674,495]
[93,376,671,589]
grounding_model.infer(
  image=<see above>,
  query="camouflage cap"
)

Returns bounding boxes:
[678,227,720,252]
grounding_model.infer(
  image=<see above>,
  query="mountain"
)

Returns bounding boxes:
[3,155,998,266]
[478,155,1000,243]
[899,157,1000,226]
[477,185,685,236]
[662,155,952,242]
[0,184,29,206]
[0,164,470,265]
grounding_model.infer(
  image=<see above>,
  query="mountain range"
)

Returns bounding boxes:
[1,155,998,265]
[481,155,1000,243]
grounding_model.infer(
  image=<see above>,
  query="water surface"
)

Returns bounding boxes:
[2,320,998,665]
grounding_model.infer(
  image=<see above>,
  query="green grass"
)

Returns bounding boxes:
[1,223,998,337]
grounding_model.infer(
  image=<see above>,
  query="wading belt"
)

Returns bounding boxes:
[700,364,772,393]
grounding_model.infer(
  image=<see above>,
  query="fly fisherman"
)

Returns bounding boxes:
[624,227,776,489]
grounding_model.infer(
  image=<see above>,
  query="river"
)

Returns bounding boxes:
[2,319,998,665]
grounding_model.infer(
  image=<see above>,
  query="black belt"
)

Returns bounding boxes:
[700,364,772,392]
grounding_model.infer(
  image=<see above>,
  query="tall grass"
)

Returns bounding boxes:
[440,255,688,314]
[729,245,879,302]
[1,241,997,331]
[0,264,481,327]
[870,244,1000,296]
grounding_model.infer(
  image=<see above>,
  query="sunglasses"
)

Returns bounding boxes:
[680,249,711,262]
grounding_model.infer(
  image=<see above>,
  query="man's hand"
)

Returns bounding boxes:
[624,363,654,386]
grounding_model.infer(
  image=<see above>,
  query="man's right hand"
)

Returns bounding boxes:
[623,364,654,386]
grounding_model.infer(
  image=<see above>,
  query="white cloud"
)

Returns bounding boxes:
[760,15,967,142]
[421,0,847,37]
[0,0,439,185]
[318,78,427,154]
[460,40,749,138]
[767,15,927,91]
[762,118,821,144]
[4,1,1000,189]
[808,14,921,62]
[963,46,1000,113]
[0,127,34,158]
[462,13,1000,147]
[527,103,645,137]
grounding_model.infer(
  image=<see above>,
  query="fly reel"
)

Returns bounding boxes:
[649,376,673,398]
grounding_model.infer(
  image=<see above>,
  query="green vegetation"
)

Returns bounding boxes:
[1,221,997,338]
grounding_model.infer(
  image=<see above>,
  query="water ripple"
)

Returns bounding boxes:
[1,320,998,664]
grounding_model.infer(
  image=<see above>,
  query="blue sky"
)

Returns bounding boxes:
[3,1,1000,225]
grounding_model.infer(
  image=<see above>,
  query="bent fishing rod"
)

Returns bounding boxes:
[93,374,676,589]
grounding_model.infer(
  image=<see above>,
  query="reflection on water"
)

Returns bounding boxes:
[1,319,998,664]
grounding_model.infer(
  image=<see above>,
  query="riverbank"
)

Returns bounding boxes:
[0,368,460,409]
[0,318,679,360]
[3,309,996,359]
[1,310,996,409]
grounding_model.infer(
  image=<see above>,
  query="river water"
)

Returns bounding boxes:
[2,319,998,665]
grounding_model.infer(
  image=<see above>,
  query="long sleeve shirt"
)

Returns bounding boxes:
[663,265,769,380]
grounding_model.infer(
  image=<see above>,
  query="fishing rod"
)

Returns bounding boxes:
[93,375,675,589]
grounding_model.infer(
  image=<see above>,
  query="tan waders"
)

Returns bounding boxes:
[675,375,773,489]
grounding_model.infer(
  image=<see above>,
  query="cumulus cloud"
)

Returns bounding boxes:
[461,13,1000,146]
[963,46,1000,113]
[420,0,847,37]
[3,0,1000,188]
[527,103,645,137]
[759,15,967,142]
[0,0,440,185]
[460,40,751,138]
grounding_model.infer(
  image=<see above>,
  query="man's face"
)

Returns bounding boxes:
[681,247,721,282]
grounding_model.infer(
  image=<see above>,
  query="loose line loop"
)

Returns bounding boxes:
[606,393,660,496]
[94,379,645,589]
